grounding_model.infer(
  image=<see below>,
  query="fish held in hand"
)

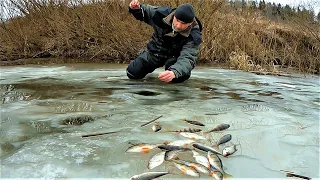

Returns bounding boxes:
[130,171,169,180]
[184,119,205,126]
[205,124,230,134]
[148,151,166,169]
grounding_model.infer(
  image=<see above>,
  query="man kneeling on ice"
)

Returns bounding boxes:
[127,0,203,83]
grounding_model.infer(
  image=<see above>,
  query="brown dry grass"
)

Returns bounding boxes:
[0,0,319,74]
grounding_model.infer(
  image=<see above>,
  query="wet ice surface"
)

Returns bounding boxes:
[0,64,319,179]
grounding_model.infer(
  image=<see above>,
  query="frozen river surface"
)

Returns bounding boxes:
[0,64,319,179]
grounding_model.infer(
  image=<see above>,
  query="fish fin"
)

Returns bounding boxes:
[173,157,179,160]
[223,173,233,179]
[128,142,139,146]
[209,171,215,177]
[191,137,196,140]
[163,141,169,145]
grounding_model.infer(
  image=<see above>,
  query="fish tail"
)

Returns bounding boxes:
[223,172,233,179]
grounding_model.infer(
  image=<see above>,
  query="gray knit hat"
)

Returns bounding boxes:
[174,4,195,23]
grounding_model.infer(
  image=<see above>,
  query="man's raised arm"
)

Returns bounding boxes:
[128,0,158,25]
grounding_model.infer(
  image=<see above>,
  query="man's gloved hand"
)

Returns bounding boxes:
[158,70,176,83]
[129,0,140,9]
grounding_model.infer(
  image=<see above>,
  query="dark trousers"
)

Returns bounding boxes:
[126,51,190,83]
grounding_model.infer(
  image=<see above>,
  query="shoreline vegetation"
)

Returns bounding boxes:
[1,0,319,75]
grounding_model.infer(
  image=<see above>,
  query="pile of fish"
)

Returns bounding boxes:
[128,118,238,180]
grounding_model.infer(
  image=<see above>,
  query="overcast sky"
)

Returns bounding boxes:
[264,0,320,14]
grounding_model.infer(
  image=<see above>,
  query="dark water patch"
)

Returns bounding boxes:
[224,91,242,100]
[1,142,15,152]
[130,89,193,105]
[133,90,161,96]
[199,90,265,102]
[61,115,94,125]
[98,101,108,103]
[10,82,83,92]
[189,79,267,102]
[312,98,320,103]
[221,89,282,98]
[0,81,89,100]
[199,86,217,91]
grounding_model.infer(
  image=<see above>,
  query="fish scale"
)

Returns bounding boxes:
[148,151,166,169]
